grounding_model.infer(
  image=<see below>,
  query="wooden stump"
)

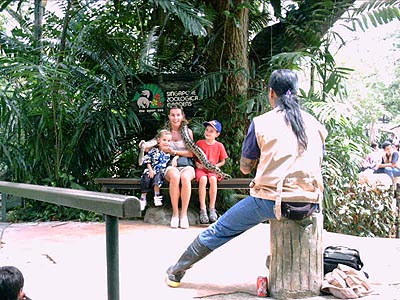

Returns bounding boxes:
[268,213,323,299]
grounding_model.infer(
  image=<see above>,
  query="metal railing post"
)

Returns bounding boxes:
[105,215,119,300]
[1,193,7,222]
[396,184,400,238]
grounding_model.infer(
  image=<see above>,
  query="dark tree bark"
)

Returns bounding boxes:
[33,0,45,49]
[206,0,249,97]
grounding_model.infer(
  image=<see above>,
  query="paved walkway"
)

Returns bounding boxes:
[1,220,400,300]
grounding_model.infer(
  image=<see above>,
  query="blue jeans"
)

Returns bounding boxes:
[375,167,400,179]
[199,196,276,251]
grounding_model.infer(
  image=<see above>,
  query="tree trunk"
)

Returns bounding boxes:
[58,0,72,64]
[33,0,46,51]
[269,213,323,299]
[206,0,249,97]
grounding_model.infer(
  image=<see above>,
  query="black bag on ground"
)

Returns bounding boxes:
[323,246,364,274]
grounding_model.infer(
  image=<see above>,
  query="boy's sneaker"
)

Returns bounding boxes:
[209,208,218,223]
[199,209,209,224]
[154,195,163,206]
[139,199,147,211]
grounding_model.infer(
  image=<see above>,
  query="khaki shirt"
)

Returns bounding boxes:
[250,108,328,204]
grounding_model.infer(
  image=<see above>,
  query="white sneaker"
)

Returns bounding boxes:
[154,195,163,206]
[180,215,189,229]
[170,216,179,228]
[139,199,147,211]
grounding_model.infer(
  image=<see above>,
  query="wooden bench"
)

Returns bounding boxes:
[94,177,253,193]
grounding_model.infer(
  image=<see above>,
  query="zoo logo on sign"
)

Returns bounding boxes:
[133,84,165,113]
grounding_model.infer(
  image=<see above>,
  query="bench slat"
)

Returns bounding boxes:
[95,178,252,190]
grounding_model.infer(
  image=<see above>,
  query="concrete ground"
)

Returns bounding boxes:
[0,220,399,300]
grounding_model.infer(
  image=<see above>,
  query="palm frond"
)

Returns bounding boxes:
[344,0,400,31]
[149,0,212,36]
[138,26,159,74]
[193,71,225,99]
[270,51,311,71]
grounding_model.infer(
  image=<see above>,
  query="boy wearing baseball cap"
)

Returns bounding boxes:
[195,120,228,224]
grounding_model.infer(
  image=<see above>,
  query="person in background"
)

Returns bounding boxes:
[374,140,400,180]
[394,142,400,152]
[0,266,31,300]
[165,69,327,288]
[361,141,382,171]
[195,120,228,224]
[139,129,176,211]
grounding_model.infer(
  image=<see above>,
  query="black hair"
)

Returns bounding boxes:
[268,69,308,153]
[0,266,24,300]
[381,140,392,149]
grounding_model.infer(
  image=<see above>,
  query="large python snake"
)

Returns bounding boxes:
[180,125,231,180]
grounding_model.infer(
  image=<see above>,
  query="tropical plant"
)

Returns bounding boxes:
[324,183,397,237]
[0,0,212,220]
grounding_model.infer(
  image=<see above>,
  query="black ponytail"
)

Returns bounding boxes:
[268,69,308,153]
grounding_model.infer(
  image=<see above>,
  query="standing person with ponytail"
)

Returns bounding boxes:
[165,69,328,288]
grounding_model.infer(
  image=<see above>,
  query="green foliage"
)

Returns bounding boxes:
[149,0,212,37]
[214,190,243,213]
[305,94,370,210]
[381,64,400,121]
[324,183,397,237]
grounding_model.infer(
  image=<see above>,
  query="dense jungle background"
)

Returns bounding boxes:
[0,0,399,237]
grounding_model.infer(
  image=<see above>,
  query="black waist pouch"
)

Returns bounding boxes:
[323,246,364,274]
[281,202,319,220]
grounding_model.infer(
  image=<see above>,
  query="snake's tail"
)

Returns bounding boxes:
[138,138,157,166]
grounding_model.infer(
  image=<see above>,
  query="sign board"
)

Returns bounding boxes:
[129,74,202,123]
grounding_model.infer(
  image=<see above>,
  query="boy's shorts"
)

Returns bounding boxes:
[195,169,220,182]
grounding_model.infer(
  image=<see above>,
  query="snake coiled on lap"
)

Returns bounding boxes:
[180,125,231,180]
